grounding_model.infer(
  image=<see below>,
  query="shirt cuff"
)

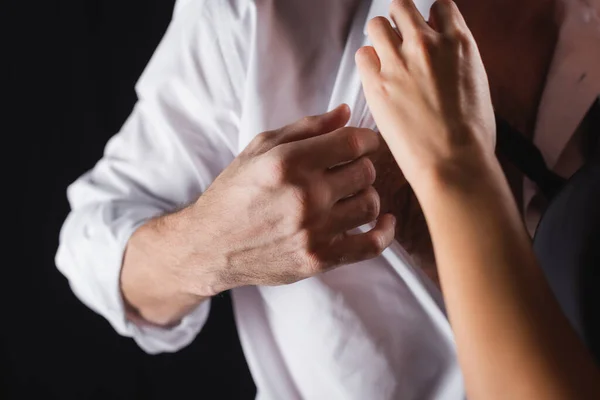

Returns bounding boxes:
[56,203,211,354]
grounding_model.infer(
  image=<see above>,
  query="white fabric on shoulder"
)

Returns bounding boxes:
[55,0,254,353]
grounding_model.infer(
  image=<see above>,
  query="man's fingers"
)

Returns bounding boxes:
[428,0,468,36]
[366,17,403,63]
[389,0,432,38]
[272,103,351,147]
[297,127,381,169]
[249,104,350,154]
[326,157,376,202]
[328,187,381,233]
[330,213,396,265]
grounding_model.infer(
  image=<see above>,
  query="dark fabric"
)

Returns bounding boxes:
[495,114,566,199]
[533,158,600,361]
[495,98,599,200]
[531,99,600,362]
[495,97,600,361]
[583,98,600,161]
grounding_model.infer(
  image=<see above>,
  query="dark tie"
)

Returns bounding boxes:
[582,98,600,161]
[495,97,600,201]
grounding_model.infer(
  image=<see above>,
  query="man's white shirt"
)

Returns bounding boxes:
[56,0,600,399]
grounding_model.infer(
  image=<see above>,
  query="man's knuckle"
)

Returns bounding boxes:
[290,184,310,208]
[264,151,290,184]
[368,231,387,255]
[296,229,312,247]
[310,182,332,208]
[363,188,381,220]
[301,115,314,125]
[300,115,323,131]
[349,158,375,189]
[345,130,366,158]
[302,250,326,276]
[335,254,350,266]
[360,157,377,184]
[253,130,275,148]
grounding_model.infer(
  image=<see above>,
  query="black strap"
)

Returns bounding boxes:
[495,97,600,201]
[495,115,566,200]
[582,98,600,161]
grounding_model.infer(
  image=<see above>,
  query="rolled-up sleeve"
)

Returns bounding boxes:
[55,0,253,354]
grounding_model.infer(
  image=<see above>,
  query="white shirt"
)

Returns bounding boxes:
[56,0,599,399]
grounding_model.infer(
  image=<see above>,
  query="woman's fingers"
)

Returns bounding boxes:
[389,0,433,39]
[355,45,381,77]
[429,0,469,36]
[366,16,403,64]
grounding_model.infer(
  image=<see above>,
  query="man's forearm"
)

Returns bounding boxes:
[120,207,217,327]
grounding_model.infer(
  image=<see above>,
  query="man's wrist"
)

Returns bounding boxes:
[121,206,222,327]
[155,206,227,298]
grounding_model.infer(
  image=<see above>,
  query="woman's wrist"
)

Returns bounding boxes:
[411,148,504,208]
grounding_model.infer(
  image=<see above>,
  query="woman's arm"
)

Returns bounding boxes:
[418,151,598,399]
[356,0,600,398]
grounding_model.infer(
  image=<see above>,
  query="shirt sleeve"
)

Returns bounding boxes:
[55,0,253,354]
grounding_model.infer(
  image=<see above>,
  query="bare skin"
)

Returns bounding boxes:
[369,0,559,285]
[357,1,600,398]
[121,105,397,326]
[457,0,558,205]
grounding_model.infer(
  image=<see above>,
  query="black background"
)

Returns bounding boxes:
[5,1,255,398]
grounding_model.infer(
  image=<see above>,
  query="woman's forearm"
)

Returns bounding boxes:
[355,1,599,396]
[414,153,600,399]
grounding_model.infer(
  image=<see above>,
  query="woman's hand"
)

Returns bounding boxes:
[356,0,495,190]
[356,3,600,399]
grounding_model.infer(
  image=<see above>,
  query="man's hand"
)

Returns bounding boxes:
[191,104,397,288]
[121,105,396,326]
[356,0,496,190]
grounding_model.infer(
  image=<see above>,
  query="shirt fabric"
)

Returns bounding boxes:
[55,0,599,399]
